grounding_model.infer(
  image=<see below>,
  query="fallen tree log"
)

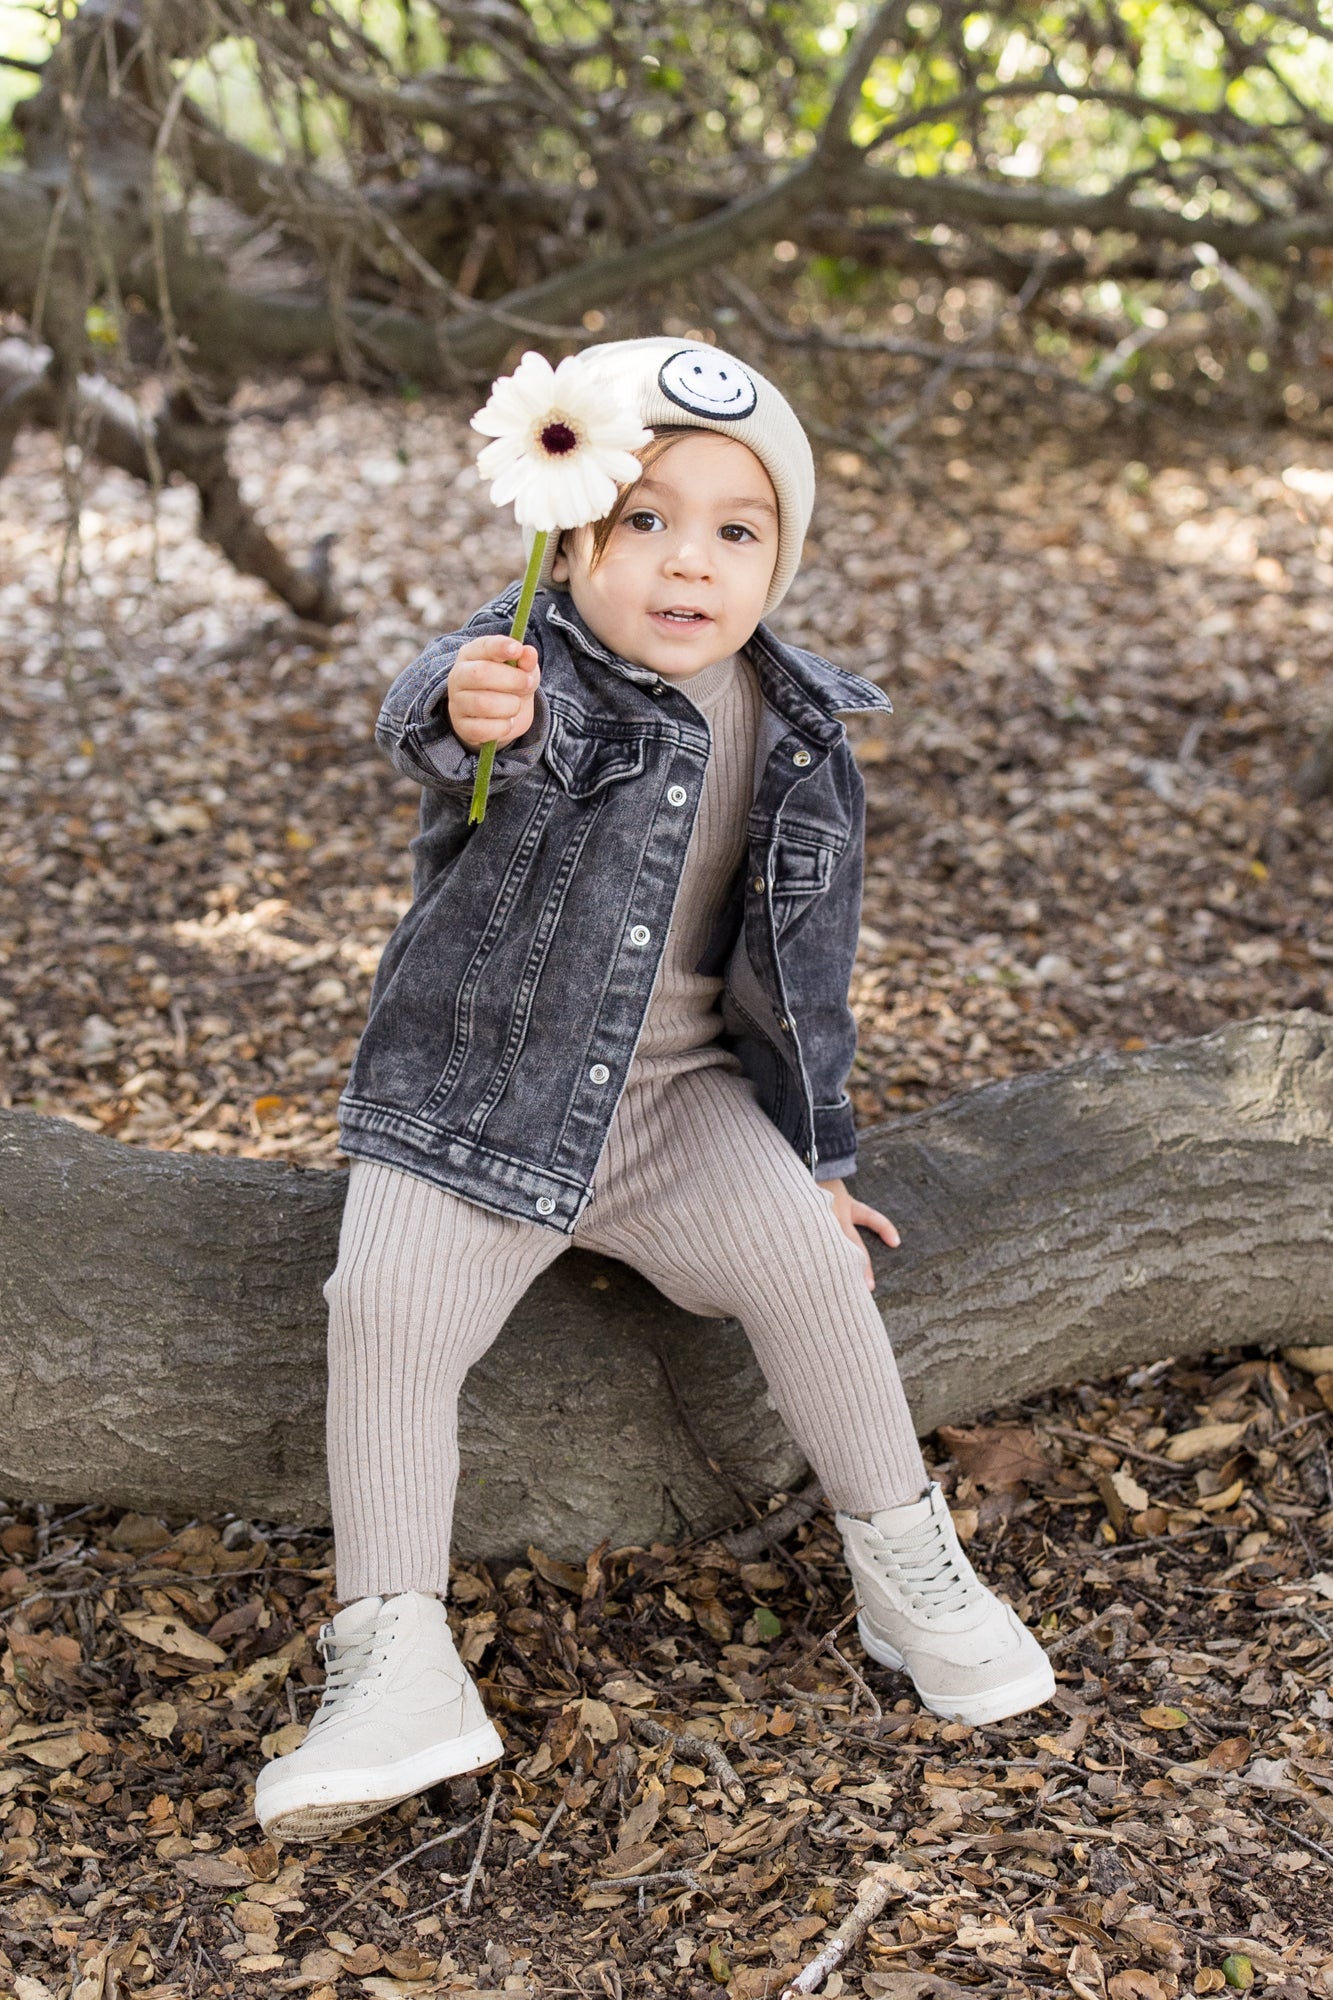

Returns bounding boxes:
[1,1011,1329,1557]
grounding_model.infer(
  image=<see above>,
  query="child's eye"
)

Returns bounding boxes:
[720,522,758,543]
[625,509,662,532]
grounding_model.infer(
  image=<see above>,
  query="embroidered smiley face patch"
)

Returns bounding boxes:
[658,348,758,421]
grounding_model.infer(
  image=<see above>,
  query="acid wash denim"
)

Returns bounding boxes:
[338,582,892,1233]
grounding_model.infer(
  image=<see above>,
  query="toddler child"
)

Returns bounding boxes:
[254,338,1053,1841]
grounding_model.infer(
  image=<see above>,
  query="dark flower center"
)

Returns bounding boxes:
[539,419,578,456]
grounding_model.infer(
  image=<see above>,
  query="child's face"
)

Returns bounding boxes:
[550,431,779,679]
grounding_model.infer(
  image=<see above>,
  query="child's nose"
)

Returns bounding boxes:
[666,537,711,577]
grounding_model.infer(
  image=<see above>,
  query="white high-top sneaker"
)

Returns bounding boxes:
[838,1483,1055,1726]
[254,1590,503,1841]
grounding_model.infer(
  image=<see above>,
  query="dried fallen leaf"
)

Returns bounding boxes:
[14,1976,60,2000]
[1163,1423,1247,1463]
[260,1720,307,1758]
[299,1951,345,1983]
[600,1676,656,1707]
[1280,1345,1333,1375]
[174,1853,250,1888]
[13,1733,84,1769]
[119,1610,227,1663]
[1067,1941,1108,2000]
[576,1697,619,1744]
[1139,1705,1190,1731]
[1109,1974,1171,2000]
[936,1424,1050,1491]
[1206,1736,1252,1771]
[6,1632,82,1680]
[134,1700,179,1740]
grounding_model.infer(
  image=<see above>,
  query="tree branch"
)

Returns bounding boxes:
[0,337,341,622]
[840,160,1333,257]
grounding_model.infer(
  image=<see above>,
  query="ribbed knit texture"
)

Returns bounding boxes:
[327,652,927,1599]
[629,648,760,1078]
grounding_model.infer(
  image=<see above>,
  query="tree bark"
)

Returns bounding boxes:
[1,1012,1329,1557]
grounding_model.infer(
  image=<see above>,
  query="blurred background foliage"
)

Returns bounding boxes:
[0,0,1330,607]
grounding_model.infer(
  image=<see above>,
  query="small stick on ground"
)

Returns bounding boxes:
[780,1864,911,1996]
[822,1639,883,1727]
[524,1795,566,1865]
[1252,1804,1333,1870]
[596,1867,703,1892]
[460,1784,500,1914]
[722,1479,825,1560]
[327,1817,477,1923]
[631,1715,745,1804]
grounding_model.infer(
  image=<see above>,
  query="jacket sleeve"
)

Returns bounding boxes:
[785,750,867,1182]
[374,602,550,796]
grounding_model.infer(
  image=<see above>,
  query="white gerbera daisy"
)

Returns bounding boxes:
[470,350,651,532]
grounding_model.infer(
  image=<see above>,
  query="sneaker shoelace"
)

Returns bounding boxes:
[871,1509,978,1622]
[306,1618,389,1734]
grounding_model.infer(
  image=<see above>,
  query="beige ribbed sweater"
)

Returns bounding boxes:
[325,649,927,1598]
[627,646,760,1081]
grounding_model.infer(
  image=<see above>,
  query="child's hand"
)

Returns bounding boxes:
[817,1177,900,1291]
[447,636,541,750]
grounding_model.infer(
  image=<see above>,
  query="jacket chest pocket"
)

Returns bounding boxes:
[543,709,648,798]
[770,828,841,904]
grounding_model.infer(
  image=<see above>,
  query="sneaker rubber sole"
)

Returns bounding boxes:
[857,1612,1056,1726]
[255,1717,504,1842]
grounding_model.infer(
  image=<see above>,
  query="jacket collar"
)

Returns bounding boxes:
[521,586,892,744]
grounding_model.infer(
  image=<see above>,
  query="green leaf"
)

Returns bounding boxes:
[754,1605,782,1639]
[1223,1958,1254,1990]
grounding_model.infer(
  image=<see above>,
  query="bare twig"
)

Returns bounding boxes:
[595,1866,704,1892]
[722,1479,825,1560]
[326,1817,477,1924]
[1267,1410,1330,1450]
[822,1639,883,1728]
[1251,1805,1333,1870]
[630,1715,745,1805]
[1040,1423,1187,1473]
[459,1784,499,1913]
[1091,1522,1233,1560]
[780,1864,912,1996]
[522,1794,566,1864]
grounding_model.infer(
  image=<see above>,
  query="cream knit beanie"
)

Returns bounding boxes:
[525,336,815,618]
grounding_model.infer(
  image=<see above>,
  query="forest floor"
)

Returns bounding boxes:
[1,381,1332,1997]
[1,1350,1331,1999]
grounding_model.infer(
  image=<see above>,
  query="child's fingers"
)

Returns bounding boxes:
[457,637,540,678]
[852,1202,900,1250]
[453,688,531,721]
[452,658,539,698]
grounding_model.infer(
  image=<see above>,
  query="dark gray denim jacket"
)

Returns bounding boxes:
[338,583,891,1232]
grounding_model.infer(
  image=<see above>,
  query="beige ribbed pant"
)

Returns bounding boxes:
[328,1064,928,1600]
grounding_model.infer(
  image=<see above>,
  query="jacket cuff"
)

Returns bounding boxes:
[419,690,550,788]
[813,1095,858,1179]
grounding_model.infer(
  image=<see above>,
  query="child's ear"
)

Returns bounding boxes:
[550,531,570,583]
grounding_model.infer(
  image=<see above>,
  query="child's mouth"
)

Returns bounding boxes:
[652,608,710,628]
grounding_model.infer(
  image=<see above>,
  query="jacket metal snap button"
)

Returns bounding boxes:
[752,877,766,894]
[667,785,687,806]
[589,1063,610,1084]
[629,924,651,945]
[778,1017,789,1031]
[792,749,812,766]
[535,1195,555,1214]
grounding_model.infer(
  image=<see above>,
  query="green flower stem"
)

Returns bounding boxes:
[468,527,549,826]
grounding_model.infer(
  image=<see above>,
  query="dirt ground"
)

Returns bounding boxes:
[1,382,1332,1997]
[1,1350,1331,1999]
